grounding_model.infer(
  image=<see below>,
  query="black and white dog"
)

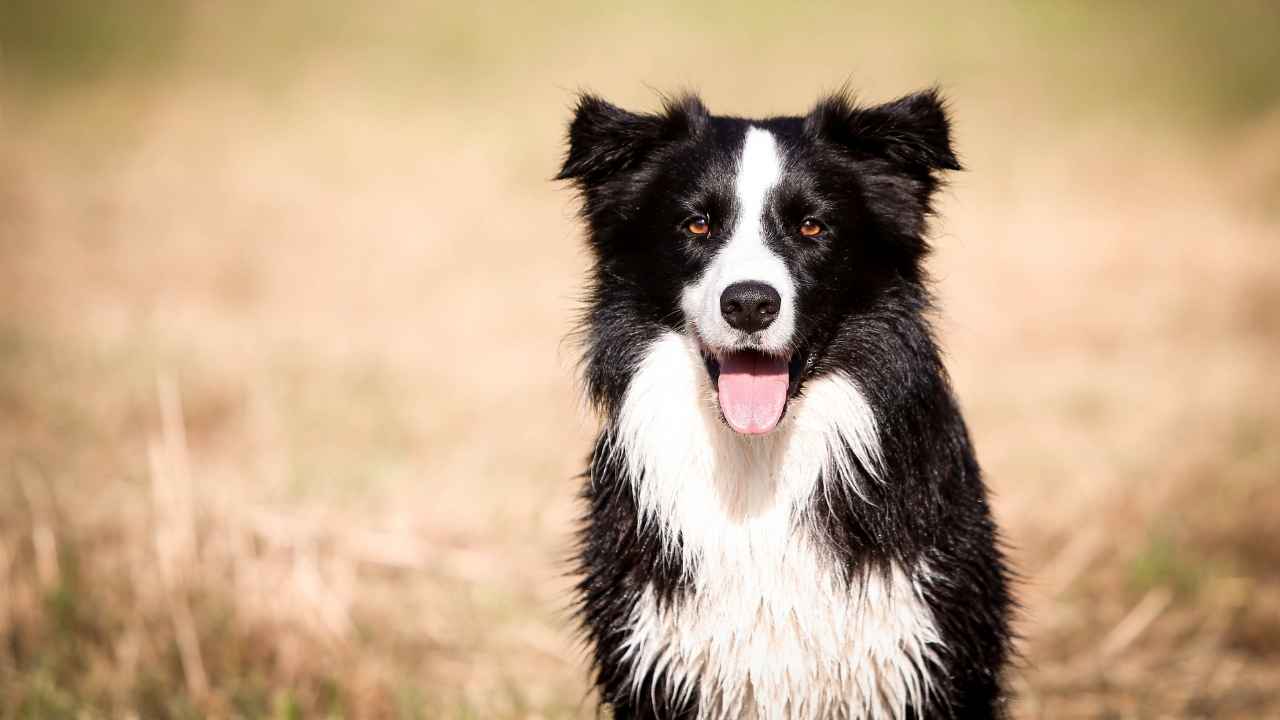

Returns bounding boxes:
[557,88,1013,719]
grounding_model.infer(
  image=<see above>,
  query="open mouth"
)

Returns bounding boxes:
[701,346,805,435]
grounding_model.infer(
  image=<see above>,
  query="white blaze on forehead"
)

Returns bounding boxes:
[735,127,783,223]
[681,127,796,353]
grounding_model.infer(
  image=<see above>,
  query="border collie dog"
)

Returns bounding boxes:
[557,88,1013,720]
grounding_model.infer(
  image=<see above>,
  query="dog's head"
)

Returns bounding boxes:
[558,89,958,435]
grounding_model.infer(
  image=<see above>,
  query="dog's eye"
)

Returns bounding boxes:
[686,216,711,236]
[799,219,824,238]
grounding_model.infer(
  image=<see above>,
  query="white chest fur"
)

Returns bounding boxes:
[612,333,943,720]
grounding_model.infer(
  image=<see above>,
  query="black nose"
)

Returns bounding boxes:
[720,281,781,333]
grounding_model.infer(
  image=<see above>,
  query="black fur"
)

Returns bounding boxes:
[559,88,1014,719]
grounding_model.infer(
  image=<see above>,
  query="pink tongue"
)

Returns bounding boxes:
[716,351,790,434]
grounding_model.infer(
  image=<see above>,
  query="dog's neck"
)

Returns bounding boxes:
[607,331,943,719]
[612,331,884,548]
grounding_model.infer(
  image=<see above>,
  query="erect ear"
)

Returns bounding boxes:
[556,92,708,187]
[804,88,961,175]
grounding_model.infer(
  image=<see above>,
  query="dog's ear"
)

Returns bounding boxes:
[807,88,960,268]
[804,88,961,177]
[556,93,707,187]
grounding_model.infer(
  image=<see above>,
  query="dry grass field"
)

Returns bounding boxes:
[2,2,1279,717]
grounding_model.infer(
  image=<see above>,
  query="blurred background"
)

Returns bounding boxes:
[2,1,1279,717]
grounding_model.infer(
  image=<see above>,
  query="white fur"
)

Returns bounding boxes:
[681,127,796,354]
[612,332,943,719]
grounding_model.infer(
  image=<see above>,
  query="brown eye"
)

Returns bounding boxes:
[687,216,711,236]
[799,219,824,237]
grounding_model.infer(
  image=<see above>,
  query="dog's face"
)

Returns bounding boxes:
[559,90,958,435]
